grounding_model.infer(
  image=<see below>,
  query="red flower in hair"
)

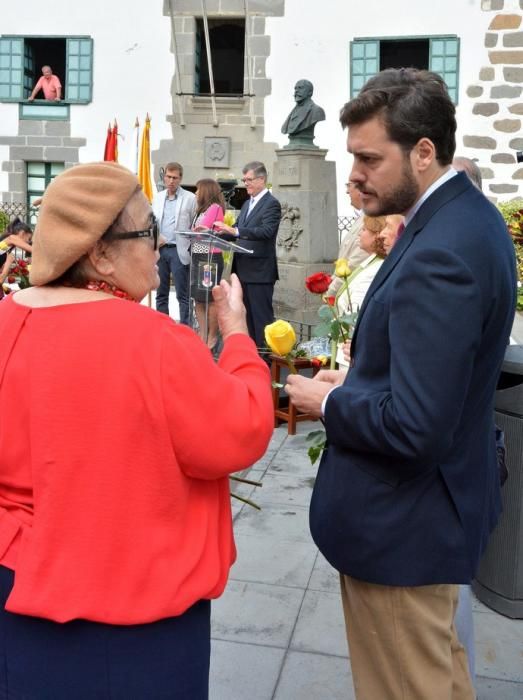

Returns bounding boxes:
[305,272,332,294]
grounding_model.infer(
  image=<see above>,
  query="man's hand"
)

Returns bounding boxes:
[212,273,248,340]
[284,375,333,418]
[213,221,236,235]
[315,369,347,385]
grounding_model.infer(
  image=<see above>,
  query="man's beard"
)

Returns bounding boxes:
[362,159,419,217]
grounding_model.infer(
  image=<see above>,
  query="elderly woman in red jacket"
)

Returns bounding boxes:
[0,162,273,699]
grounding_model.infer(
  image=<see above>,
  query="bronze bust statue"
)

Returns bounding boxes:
[281,79,326,149]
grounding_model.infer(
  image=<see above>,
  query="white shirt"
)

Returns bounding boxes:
[248,188,269,214]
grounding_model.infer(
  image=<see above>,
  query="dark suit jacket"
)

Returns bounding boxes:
[310,172,517,586]
[232,191,281,284]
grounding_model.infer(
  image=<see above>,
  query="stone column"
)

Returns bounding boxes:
[272,147,338,324]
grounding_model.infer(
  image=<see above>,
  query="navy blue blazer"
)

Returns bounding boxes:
[232,191,281,284]
[310,172,517,586]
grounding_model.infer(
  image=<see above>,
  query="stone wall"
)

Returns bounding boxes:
[0,120,85,204]
[463,0,523,201]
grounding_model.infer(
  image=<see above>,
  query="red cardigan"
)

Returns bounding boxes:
[0,295,273,624]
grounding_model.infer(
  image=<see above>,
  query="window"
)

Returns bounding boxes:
[0,36,93,103]
[26,162,64,224]
[195,19,245,95]
[350,36,459,103]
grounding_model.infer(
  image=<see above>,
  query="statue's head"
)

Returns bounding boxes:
[294,79,313,104]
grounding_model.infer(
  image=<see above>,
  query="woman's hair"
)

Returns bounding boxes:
[362,215,387,257]
[195,179,226,216]
[7,217,32,236]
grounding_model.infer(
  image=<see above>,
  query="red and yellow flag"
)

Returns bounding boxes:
[138,114,153,202]
[103,119,118,162]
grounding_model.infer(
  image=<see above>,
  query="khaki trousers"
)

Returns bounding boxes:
[340,575,475,700]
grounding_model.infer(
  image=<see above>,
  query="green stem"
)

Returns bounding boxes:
[230,475,263,487]
[330,338,337,370]
[285,355,297,374]
[231,492,261,510]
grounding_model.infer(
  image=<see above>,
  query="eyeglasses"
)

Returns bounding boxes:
[105,217,159,250]
[242,176,261,184]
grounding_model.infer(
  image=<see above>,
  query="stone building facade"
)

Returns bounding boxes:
[463,0,523,200]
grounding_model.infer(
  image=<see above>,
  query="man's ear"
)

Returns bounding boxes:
[85,240,116,277]
[411,137,436,173]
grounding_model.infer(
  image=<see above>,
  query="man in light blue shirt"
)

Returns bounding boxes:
[152,162,196,323]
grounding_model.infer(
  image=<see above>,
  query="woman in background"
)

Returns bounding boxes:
[336,215,388,367]
[0,218,33,298]
[191,178,226,353]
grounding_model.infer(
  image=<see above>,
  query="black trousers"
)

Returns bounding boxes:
[241,281,275,351]
[0,566,210,699]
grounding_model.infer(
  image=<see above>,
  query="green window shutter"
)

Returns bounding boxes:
[66,37,93,103]
[350,40,380,97]
[23,41,34,98]
[0,37,24,101]
[430,36,460,104]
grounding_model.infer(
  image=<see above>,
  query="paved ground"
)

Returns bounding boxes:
[210,422,523,700]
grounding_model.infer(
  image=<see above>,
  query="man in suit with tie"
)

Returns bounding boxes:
[285,68,516,700]
[214,161,281,348]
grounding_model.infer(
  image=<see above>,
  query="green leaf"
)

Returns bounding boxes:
[306,429,326,446]
[312,322,331,337]
[318,305,334,320]
[308,445,324,465]
[330,320,341,341]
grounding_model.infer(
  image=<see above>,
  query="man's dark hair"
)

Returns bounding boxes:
[243,161,267,181]
[340,68,456,165]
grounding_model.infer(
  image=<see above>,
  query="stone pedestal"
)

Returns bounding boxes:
[272,148,338,324]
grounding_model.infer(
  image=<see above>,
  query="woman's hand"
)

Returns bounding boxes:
[212,273,248,340]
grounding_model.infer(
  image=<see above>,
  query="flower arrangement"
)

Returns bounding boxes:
[498,199,523,310]
[305,259,358,368]
[2,256,30,295]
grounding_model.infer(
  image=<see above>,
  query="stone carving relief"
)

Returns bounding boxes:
[277,202,303,249]
[204,137,230,168]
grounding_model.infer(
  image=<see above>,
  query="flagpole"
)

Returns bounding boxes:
[134,117,140,174]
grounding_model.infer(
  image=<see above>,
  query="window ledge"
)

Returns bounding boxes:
[19,101,70,121]
[190,95,246,111]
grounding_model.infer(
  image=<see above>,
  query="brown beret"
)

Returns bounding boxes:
[29,161,139,286]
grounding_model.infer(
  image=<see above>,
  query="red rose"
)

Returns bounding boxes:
[7,275,15,283]
[325,295,336,306]
[305,272,332,294]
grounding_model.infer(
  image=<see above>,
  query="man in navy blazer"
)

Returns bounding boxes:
[286,69,516,699]
[214,161,281,348]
